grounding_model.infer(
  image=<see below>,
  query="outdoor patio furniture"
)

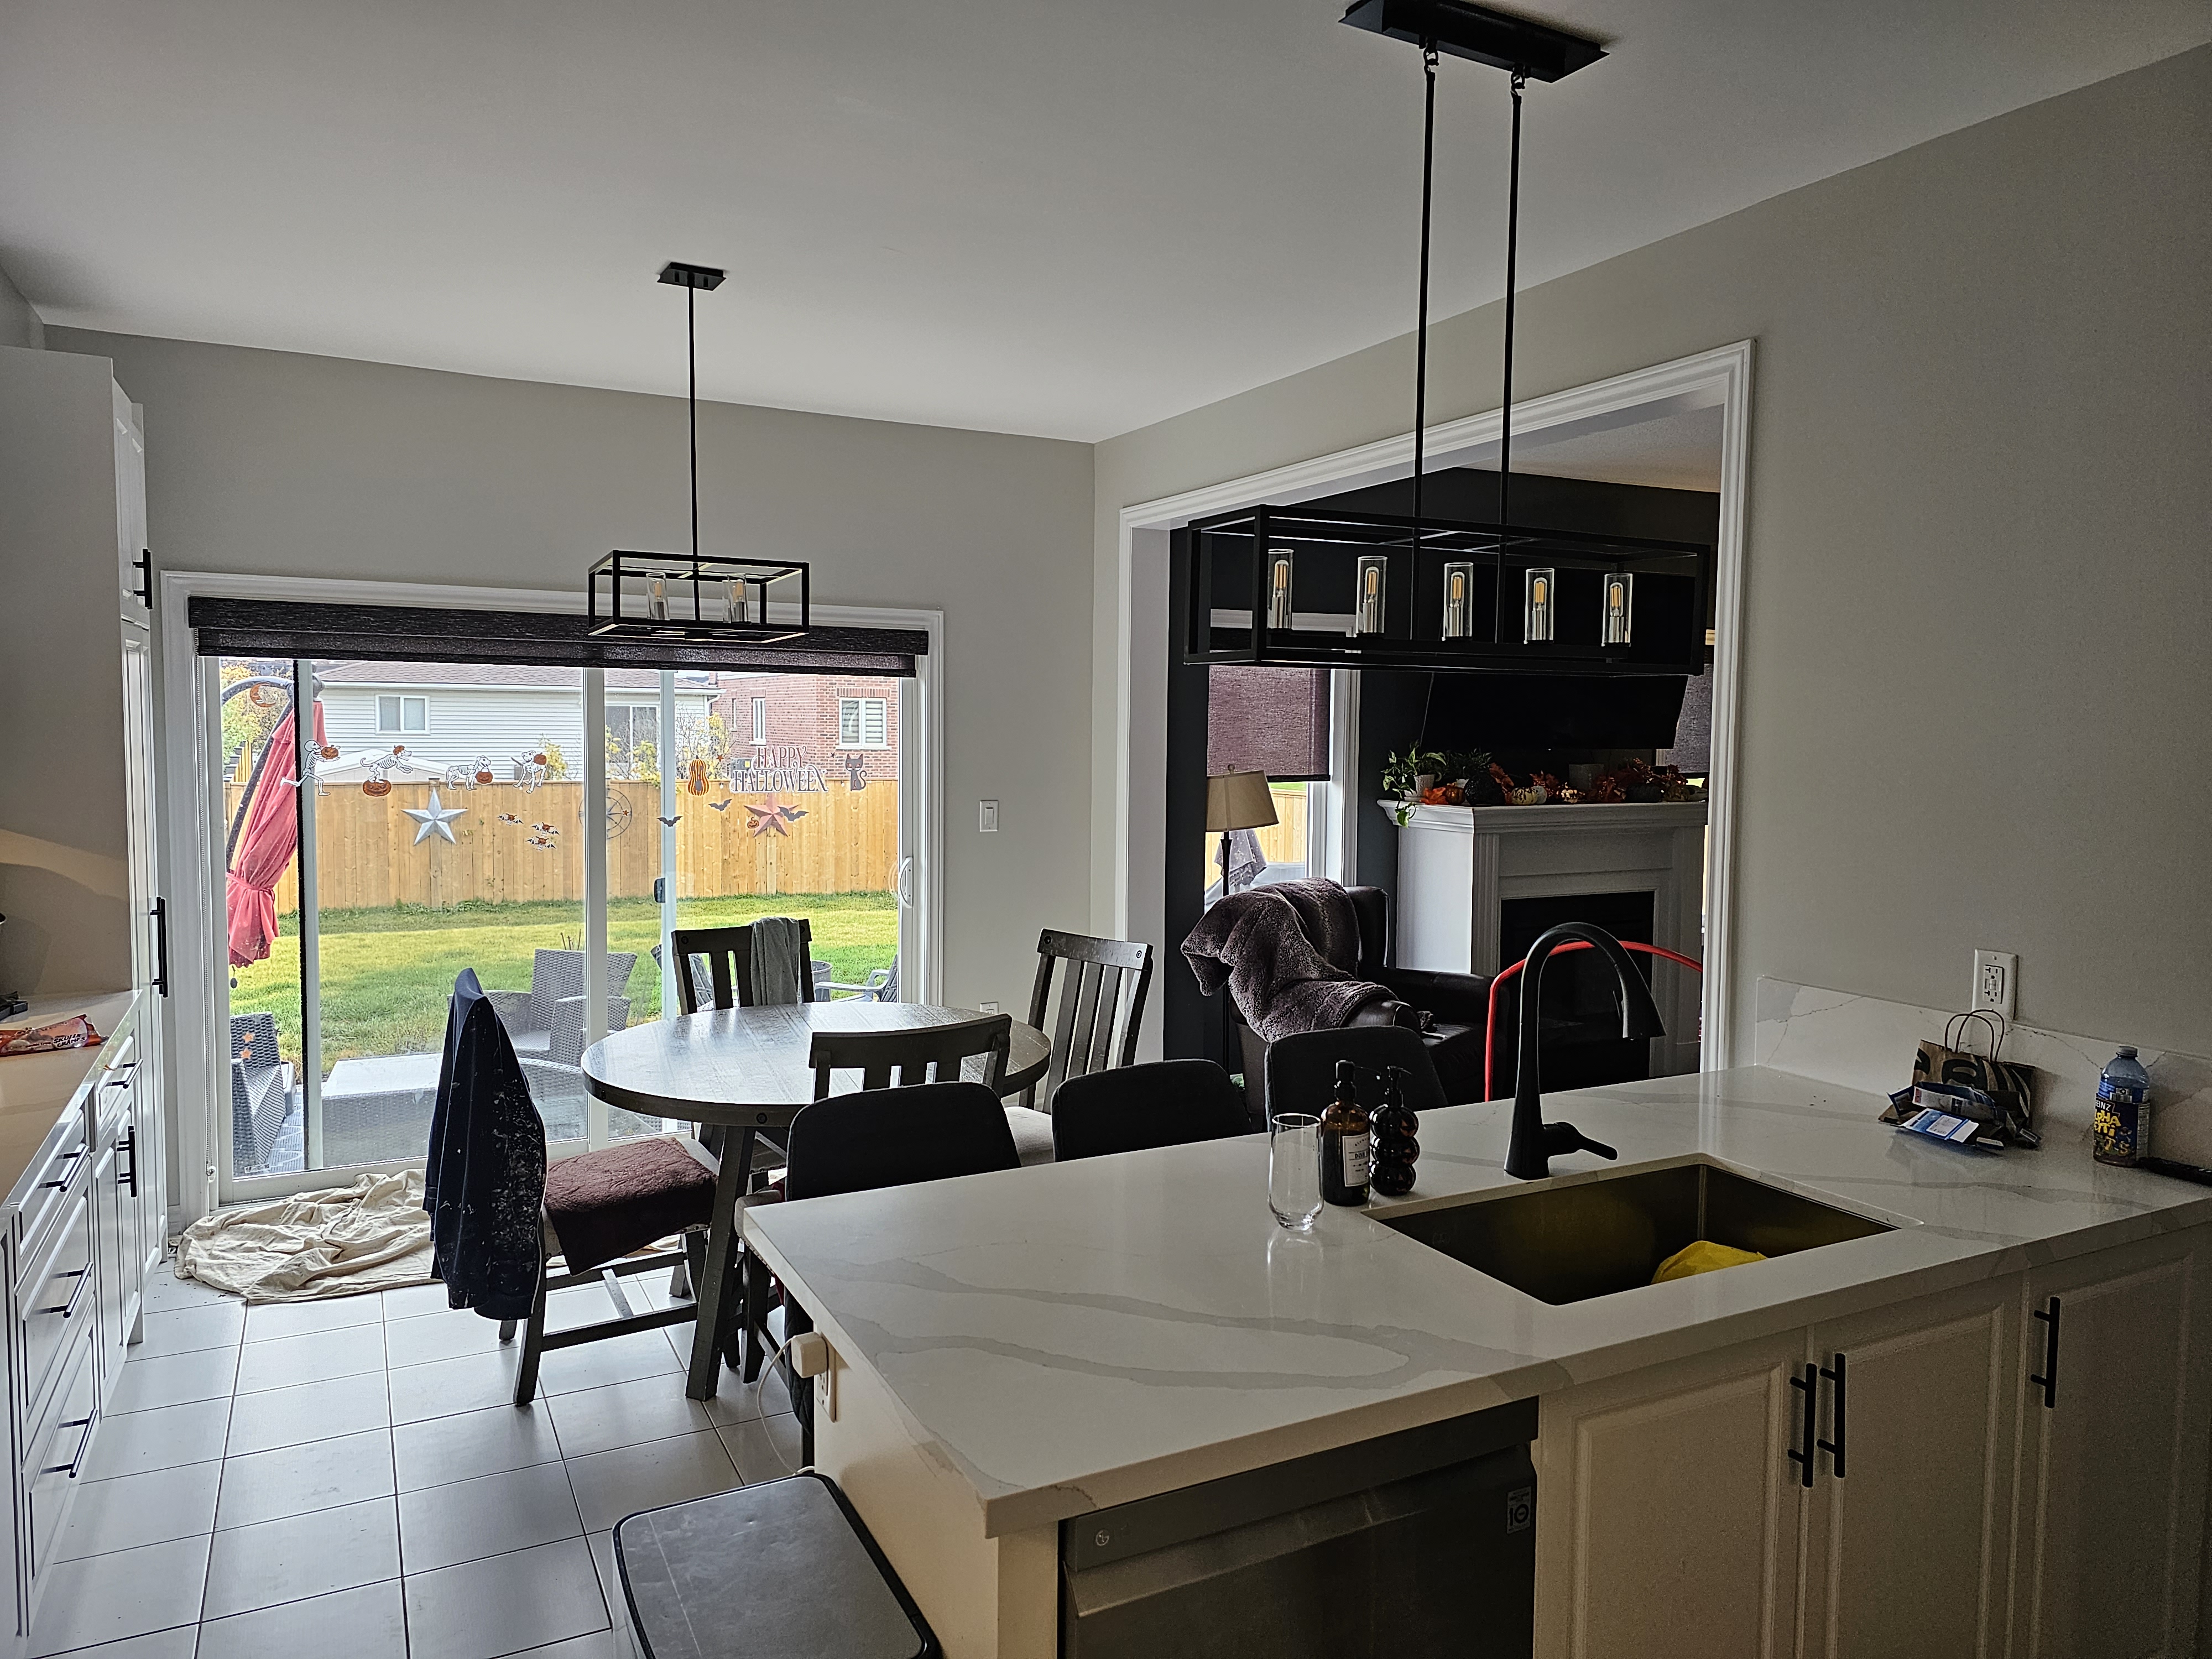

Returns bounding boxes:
[821,953,898,1003]
[486,949,637,1067]
[320,1051,443,1169]
[229,1012,295,1175]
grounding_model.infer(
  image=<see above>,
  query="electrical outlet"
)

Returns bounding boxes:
[1971,950,2018,1021]
[978,1000,1000,1015]
[978,800,999,833]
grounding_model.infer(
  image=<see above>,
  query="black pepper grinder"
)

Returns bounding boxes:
[1369,1066,1422,1196]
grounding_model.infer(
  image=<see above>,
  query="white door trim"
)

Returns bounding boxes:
[157,569,943,1222]
[1111,338,1755,1068]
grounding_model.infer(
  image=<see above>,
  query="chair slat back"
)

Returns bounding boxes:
[670,921,815,1014]
[808,1015,1011,1100]
[1025,931,1154,1109]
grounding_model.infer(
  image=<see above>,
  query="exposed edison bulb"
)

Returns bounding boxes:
[1442,561,1475,639]
[1355,555,1387,635]
[1524,567,1555,643]
[645,573,671,623]
[1601,571,1634,646]
[722,577,753,626]
[1267,551,1295,631]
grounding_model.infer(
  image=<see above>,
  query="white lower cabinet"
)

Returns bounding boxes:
[2009,1231,2209,1659]
[1533,1329,1808,1658]
[1534,1227,2211,1659]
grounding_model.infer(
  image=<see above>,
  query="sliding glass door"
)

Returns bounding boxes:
[211,656,916,1197]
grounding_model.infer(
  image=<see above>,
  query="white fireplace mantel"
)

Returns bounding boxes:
[1386,797,1709,1076]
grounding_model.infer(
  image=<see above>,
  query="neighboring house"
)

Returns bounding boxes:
[314,662,718,780]
[711,674,902,781]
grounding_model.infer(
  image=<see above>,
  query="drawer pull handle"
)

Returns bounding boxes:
[38,1149,86,1191]
[1817,1351,1847,1479]
[2030,1296,2062,1409]
[1787,1361,1818,1488]
[38,1267,92,1321]
[43,1414,96,1479]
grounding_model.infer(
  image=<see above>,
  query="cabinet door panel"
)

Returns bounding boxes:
[1804,1282,2016,1659]
[1537,1335,1804,1659]
[2015,1233,2206,1659]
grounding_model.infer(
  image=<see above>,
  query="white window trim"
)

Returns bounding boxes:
[750,696,768,745]
[374,693,429,734]
[156,571,945,1227]
[837,696,891,750]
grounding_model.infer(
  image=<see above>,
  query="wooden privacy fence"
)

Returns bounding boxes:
[232,779,900,915]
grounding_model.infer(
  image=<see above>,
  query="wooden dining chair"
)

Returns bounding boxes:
[807,1014,1011,1097]
[1021,930,1155,1110]
[669,921,816,1013]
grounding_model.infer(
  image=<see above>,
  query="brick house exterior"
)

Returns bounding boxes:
[712,673,902,782]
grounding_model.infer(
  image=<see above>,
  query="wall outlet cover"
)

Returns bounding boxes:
[1971,949,2018,1021]
[978,800,999,833]
[978,1001,1000,1015]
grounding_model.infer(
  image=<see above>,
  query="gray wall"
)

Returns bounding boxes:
[1094,45,2212,1058]
[0,264,43,349]
[49,330,1096,1013]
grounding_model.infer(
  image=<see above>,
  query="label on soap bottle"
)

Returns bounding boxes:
[1341,1132,1370,1188]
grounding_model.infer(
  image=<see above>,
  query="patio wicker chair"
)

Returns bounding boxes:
[485,949,637,1068]
[821,954,899,1003]
[228,1013,294,1175]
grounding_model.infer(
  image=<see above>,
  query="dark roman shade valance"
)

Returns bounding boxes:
[188,599,927,677]
[1207,665,1331,782]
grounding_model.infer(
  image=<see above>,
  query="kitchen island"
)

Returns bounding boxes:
[744,1065,2212,1658]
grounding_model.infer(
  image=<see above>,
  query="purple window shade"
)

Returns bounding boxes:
[1208,666,1331,782]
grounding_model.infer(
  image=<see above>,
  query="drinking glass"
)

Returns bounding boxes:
[1269,1113,1323,1231]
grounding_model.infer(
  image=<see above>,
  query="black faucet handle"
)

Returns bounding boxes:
[1543,1121,1619,1164]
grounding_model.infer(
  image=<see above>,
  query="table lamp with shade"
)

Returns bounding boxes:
[1206,770,1277,899]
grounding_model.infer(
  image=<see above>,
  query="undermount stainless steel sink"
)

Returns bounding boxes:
[1375,1157,1893,1306]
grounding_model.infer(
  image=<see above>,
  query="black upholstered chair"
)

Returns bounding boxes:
[1050,1059,1248,1161]
[779,1082,1021,1458]
[1262,1025,1451,1125]
[1230,883,1490,1118]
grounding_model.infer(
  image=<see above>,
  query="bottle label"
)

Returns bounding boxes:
[2095,1078,2150,1164]
[1342,1132,1370,1188]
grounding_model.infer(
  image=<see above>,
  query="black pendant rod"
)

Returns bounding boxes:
[1411,41,1438,536]
[687,283,699,565]
[1493,68,1524,640]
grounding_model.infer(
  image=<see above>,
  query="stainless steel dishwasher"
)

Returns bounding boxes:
[1059,1400,1537,1658]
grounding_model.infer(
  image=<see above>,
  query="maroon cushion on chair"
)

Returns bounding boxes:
[542,1138,716,1276]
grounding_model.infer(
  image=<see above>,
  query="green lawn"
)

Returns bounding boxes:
[229,893,899,1071]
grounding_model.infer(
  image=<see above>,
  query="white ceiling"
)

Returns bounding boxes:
[2,2,2204,441]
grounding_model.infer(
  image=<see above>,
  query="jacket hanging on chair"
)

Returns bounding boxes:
[423,969,547,1322]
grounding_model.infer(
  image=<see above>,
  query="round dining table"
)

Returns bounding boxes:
[581,1001,1050,1399]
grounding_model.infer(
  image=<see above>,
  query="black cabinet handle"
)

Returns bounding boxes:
[119,1130,138,1198]
[150,896,169,997]
[43,1414,96,1479]
[133,548,152,608]
[1787,1361,1818,1488]
[2031,1297,2062,1408]
[38,1267,91,1322]
[38,1148,85,1191]
[1818,1352,1848,1479]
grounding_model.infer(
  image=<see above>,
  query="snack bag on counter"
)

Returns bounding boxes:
[0,1015,102,1058]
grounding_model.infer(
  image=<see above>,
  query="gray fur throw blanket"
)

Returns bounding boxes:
[1181,880,1394,1041]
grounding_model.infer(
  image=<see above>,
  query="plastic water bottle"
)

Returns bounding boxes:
[2093,1046,2152,1166]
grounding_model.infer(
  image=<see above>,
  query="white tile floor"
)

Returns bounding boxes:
[35,1262,804,1659]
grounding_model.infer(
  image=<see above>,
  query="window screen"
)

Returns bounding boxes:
[1207,667,1329,781]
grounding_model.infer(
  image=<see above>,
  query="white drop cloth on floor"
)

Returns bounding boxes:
[175,1170,435,1302]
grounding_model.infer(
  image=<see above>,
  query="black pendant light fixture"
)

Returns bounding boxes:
[1182,1,1712,676]
[588,262,811,643]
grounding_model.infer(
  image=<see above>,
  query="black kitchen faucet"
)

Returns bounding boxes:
[1504,922,1667,1180]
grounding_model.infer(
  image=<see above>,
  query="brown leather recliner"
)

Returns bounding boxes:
[1231,884,1491,1122]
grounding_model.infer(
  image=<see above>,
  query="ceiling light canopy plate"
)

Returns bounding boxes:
[588,550,810,644]
[1339,0,1605,80]
[657,260,727,291]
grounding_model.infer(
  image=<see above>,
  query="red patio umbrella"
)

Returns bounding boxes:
[225,701,324,968]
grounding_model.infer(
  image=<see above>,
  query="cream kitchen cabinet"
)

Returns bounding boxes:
[1533,1328,1809,1658]
[1533,1229,2211,1659]
[2008,1230,2209,1659]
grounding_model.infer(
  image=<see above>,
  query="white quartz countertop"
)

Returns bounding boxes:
[0,991,135,1203]
[744,1065,2212,1537]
